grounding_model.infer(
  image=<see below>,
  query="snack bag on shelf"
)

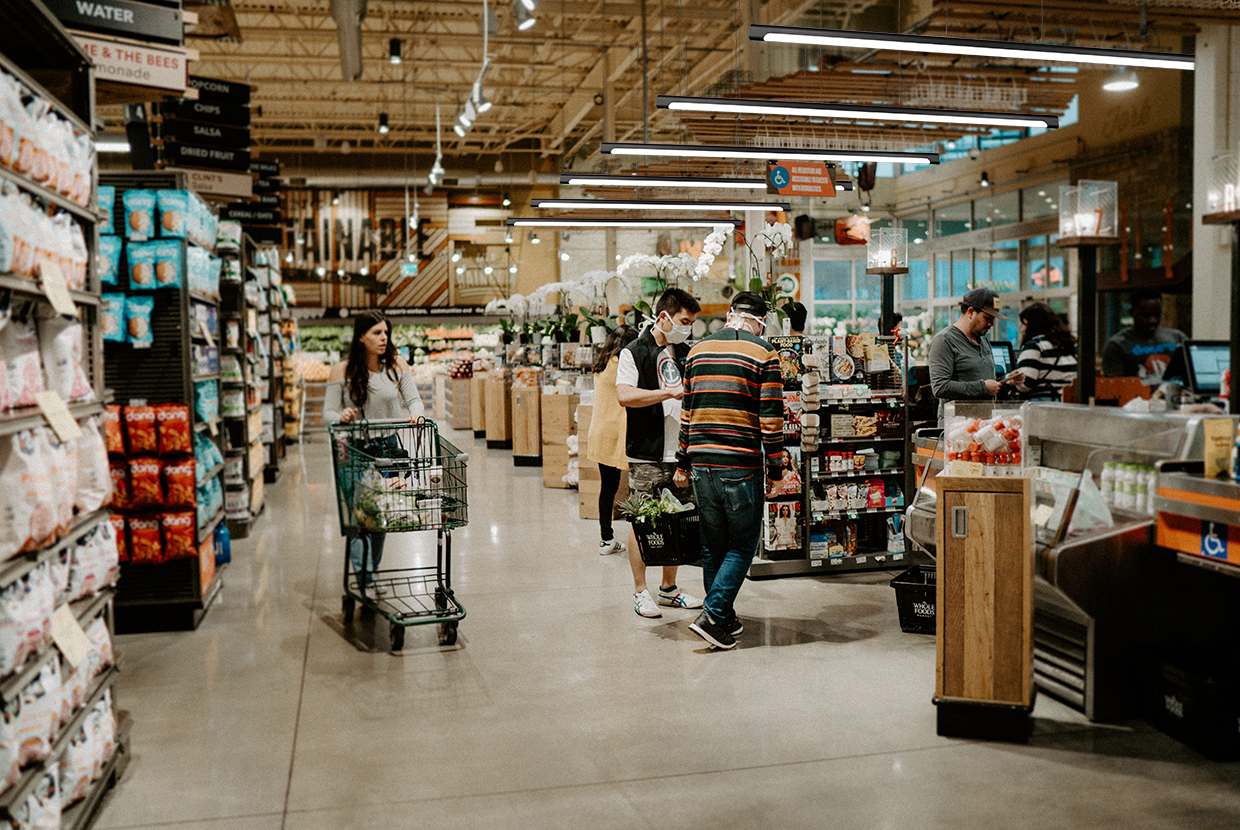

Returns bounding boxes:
[23,764,58,830]
[0,308,43,410]
[75,418,111,515]
[108,513,128,564]
[15,656,60,765]
[59,720,94,807]
[152,238,182,288]
[0,430,55,558]
[123,405,157,453]
[97,185,115,234]
[127,515,161,565]
[98,234,122,286]
[41,429,76,535]
[84,616,112,675]
[125,240,155,288]
[163,459,195,508]
[37,308,94,402]
[50,546,70,601]
[125,294,154,348]
[161,511,196,560]
[127,456,163,508]
[108,460,129,510]
[102,406,124,455]
[122,188,156,241]
[65,216,88,290]
[101,292,125,343]
[155,403,192,455]
[155,189,188,238]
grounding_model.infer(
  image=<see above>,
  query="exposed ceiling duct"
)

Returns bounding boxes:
[329,0,367,82]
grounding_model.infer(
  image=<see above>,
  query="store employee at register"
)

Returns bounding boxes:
[928,288,1024,419]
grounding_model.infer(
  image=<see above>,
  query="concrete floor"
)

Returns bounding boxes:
[97,428,1240,830]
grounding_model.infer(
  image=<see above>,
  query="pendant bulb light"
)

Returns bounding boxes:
[388,38,402,64]
[1103,67,1140,92]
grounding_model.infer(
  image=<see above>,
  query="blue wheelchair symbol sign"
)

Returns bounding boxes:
[769,165,790,189]
[1201,521,1228,560]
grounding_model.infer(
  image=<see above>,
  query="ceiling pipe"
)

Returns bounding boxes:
[330,0,367,81]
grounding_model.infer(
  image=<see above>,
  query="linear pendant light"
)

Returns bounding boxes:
[601,141,938,165]
[657,95,1059,130]
[560,173,769,189]
[559,173,854,191]
[532,198,791,211]
[749,25,1195,71]
[506,218,742,229]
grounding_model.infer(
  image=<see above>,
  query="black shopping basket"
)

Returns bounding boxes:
[633,510,701,567]
[890,564,936,634]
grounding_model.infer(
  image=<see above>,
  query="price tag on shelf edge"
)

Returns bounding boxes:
[35,390,84,443]
[40,261,79,319]
[50,604,94,671]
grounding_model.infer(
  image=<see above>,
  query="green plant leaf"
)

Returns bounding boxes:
[748,277,763,293]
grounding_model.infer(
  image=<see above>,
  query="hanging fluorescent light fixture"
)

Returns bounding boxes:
[508,218,743,229]
[378,113,390,134]
[389,38,402,64]
[657,95,1058,130]
[749,25,1195,71]
[532,198,791,211]
[560,173,770,189]
[601,142,938,165]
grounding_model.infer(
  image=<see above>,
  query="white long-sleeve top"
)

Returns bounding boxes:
[323,360,426,423]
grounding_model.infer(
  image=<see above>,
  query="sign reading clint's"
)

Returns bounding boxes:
[46,0,184,45]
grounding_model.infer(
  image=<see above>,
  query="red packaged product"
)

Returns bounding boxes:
[128,516,162,564]
[128,456,163,508]
[109,514,129,563]
[156,403,192,456]
[104,405,125,455]
[109,461,130,509]
[163,459,196,508]
[124,406,158,454]
[161,512,196,560]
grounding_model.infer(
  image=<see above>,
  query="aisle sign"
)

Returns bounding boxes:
[220,205,280,223]
[45,0,184,45]
[188,75,251,106]
[161,118,250,150]
[167,168,253,199]
[767,161,837,197]
[400,262,419,277]
[163,141,252,172]
[161,97,251,128]
[74,34,188,93]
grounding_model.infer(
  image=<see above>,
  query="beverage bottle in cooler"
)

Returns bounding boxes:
[1117,464,1135,510]
[1100,462,1116,505]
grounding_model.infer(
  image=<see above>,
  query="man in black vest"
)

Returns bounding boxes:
[616,288,704,618]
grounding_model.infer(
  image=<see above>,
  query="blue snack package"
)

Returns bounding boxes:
[156,189,189,238]
[125,241,156,289]
[152,238,182,288]
[98,235,122,286]
[121,188,157,241]
[101,293,126,343]
[98,186,116,234]
[125,294,155,348]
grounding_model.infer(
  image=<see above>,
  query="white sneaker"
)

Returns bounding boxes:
[599,538,626,555]
[374,584,394,598]
[657,587,704,609]
[633,589,662,618]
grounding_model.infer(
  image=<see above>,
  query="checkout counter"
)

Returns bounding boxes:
[907,403,1240,722]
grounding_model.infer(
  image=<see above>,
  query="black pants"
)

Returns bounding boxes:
[598,464,622,542]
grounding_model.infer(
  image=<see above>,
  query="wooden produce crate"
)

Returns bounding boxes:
[512,385,542,464]
[541,394,578,488]
[444,377,472,430]
[303,381,327,431]
[485,378,513,447]
[470,375,487,436]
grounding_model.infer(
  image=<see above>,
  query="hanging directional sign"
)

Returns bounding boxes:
[767,161,837,197]
[161,118,250,150]
[163,141,252,172]
[45,0,184,45]
[188,75,251,106]
[220,205,281,223]
[161,97,251,128]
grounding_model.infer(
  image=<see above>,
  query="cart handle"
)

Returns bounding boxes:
[332,417,432,426]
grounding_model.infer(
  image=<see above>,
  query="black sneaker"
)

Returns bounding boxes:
[690,611,737,650]
[726,616,744,636]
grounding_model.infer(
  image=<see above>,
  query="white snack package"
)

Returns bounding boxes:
[16,656,61,766]
[0,308,43,410]
[84,616,112,675]
[68,522,119,602]
[41,429,76,536]
[0,430,55,559]
[75,417,111,514]
[24,764,58,830]
[37,308,94,402]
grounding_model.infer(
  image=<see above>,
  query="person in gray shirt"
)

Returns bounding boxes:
[928,288,1024,407]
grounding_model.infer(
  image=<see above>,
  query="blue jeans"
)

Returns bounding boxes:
[691,466,763,624]
[350,533,386,585]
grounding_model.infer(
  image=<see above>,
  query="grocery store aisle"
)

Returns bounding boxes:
[96,429,1240,830]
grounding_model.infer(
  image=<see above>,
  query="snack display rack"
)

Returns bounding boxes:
[750,334,911,578]
[99,171,227,632]
[220,234,266,538]
[0,4,132,826]
[254,246,286,482]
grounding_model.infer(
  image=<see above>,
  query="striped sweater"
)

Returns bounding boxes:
[676,329,785,477]
[1015,335,1077,400]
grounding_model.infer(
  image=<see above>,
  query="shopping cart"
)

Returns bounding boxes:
[329,418,468,650]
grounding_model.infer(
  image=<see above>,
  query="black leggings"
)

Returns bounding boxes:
[598,464,622,542]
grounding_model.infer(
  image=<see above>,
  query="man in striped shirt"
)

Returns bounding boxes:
[673,292,785,649]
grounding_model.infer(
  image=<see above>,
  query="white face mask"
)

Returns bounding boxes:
[726,311,765,336]
[660,314,692,344]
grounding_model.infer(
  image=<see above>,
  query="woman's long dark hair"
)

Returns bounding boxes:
[345,310,398,411]
[592,324,639,373]
[1019,302,1076,351]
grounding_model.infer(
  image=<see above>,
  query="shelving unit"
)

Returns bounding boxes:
[100,171,228,632]
[750,335,912,578]
[0,3,130,823]
[254,247,286,483]
[220,234,266,538]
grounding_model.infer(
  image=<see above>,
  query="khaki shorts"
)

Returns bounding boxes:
[628,461,693,502]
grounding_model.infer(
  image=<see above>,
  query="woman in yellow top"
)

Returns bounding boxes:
[588,325,638,554]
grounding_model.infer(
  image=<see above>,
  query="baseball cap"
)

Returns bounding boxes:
[961,288,1008,320]
[730,291,768,318]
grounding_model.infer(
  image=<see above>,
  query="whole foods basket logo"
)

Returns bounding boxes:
[913,600,934,619]
[647,532,666,547]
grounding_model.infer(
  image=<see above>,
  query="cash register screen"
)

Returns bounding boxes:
[1185,341,1229,395]
[990,341,1016,378]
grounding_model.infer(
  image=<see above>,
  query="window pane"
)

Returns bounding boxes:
[978,190,1019,228]
[856,268,881,302]
[934,305,951,332]
[935,256,950,296]
[1048,252,1066,288]
[992,259,1020,292]
[902,214,929,246]
[903,260,929,301]
[935,201,972,237]
[990,304,1022,346]
[1022,182,1067,221]
[855,304,881,333]
[813,303,853,333]
[951,250,972,296]
[1024,237,1048,289]
[814,260,852,300]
